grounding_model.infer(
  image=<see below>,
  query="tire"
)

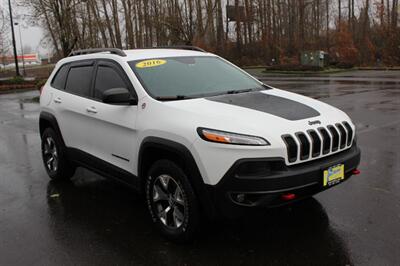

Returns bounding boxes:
[145,159,200,242]
[41,128,76,180]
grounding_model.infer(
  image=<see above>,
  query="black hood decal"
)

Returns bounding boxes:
[206,92,320,121]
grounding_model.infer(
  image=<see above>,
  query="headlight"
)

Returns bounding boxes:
[197,127,269,146]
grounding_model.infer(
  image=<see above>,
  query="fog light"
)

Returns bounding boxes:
[236,193,246,203]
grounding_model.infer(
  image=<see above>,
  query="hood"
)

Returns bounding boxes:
[206,90,320,121]
[160,89,350,142]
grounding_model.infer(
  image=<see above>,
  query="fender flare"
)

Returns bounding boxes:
[138,136,216,219]
[39,111,66,147]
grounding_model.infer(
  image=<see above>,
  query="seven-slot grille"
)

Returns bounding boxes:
[282,121,354,163]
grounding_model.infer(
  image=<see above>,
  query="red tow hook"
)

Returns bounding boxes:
[281,193,296,201]
[352,169,361,175]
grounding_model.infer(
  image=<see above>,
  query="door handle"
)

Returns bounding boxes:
[86,106,98,114]
[53,97,62,104]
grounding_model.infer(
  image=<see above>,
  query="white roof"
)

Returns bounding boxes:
[57,48,213,66]
[124,49,210,60]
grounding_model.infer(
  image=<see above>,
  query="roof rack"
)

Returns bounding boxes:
[68,48,127,57]
[140,45,206,52]
[68,46,205,57]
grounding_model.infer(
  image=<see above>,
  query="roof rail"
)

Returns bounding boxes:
[68,48,127,57]
[140,45,206,52]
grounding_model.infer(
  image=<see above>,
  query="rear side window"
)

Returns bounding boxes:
[51,64,69,90]
[65,66,93,97]
[94,66,126,99]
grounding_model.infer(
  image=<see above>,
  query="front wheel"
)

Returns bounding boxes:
[145,160,200,242]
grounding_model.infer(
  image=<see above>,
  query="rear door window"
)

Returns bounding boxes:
[65,65,94,97]
[94,66,127,100]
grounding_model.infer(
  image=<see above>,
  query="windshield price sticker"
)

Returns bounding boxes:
[136,59,167,68]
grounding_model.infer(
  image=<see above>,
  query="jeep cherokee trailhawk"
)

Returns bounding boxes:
[39,47,361,242]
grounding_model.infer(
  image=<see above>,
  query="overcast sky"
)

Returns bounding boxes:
[2,0,46,56]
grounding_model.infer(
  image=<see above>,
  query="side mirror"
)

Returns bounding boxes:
[102,88,137,105]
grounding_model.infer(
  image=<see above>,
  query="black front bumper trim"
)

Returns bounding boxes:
[206,145,361,217]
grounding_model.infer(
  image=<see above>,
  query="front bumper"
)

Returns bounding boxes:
[206,144,361,217]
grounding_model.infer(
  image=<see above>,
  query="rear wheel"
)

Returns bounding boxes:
[41,128,75,180]
[146,159,200,242]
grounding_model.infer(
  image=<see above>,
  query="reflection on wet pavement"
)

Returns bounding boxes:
[0,71,400,265]
[45,176,350,265]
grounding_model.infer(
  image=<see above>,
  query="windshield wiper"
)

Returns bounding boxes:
[155,95,190,101]
[226,88,253,94]
[155,86,269,101]
[226,85,271,94]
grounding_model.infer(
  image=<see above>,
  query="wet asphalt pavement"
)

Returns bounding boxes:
[0,70,399,265]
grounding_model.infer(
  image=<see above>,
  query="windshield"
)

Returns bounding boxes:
[129,56,268,100]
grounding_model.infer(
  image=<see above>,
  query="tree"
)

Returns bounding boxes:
[21,0,400,66]
[0,6,10,64]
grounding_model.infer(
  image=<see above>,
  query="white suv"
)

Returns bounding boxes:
[40,47,361,242]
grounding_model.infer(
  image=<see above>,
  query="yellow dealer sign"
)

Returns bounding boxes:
[136,59,167,68]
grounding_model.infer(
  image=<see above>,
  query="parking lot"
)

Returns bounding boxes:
[0,70,399,265]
